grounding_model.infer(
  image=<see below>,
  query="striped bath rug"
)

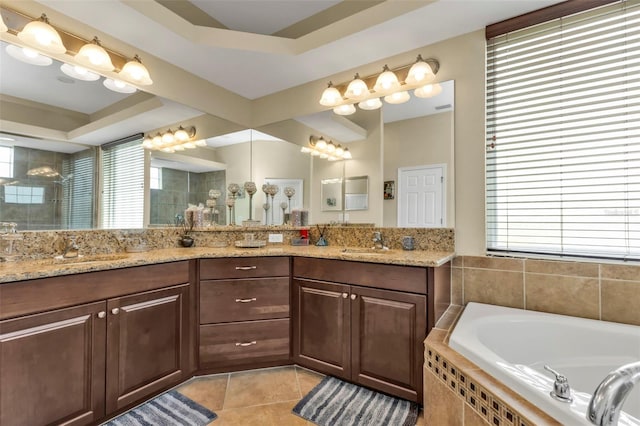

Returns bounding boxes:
[293,376,419,426]
[103,390,217,426]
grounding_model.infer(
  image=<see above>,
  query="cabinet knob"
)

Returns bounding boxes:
[235,297,257,303]
[111,308,120,315]
[342,293,348,298]
[235,341,257,347]
[350,294,357,300]
[97,311,106,319]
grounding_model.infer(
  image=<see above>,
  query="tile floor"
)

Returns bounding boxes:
[174,365,425,426]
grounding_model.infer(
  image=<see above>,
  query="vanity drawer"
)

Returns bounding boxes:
[199,318,290,367]
[200,277,290,324]
[199,257,289,279]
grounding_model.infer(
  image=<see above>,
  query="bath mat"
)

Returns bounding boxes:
[103,389,217,426]
[293,376,418,426]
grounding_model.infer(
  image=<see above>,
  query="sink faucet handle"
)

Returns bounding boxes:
[544,365,573,403]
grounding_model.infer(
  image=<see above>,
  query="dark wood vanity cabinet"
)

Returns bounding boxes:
[0,261,194,426]
[292,257,445,403]
[198,257,291,371]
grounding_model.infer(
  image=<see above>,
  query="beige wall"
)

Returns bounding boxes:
[383,111,454,227]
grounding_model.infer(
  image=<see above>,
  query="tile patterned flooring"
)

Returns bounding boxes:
[174,365,425,425]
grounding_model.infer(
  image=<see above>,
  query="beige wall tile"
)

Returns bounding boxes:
[452,256,463,267]
[463,256,523,272]
[601,264,640,282]
[464,402,490,426]
[525,274,599,319]
[463,268,524,308]
[601,280,640,325]
[424,369,463,425]
[452,267,463,305]
[525,259,598,278]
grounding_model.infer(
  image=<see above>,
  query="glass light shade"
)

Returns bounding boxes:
[142,136,153,149]
[384,91,410,104]
[310,150,320,156]
[161,130,174,144]
[1,13,9,32]
[333,104,356,115]
[120,55,152,85]
[326,142,336,153]
[17,15,66,54]
[358,97,382,110]
[174,126,190,141]
[60,63,100,81]
[300,146,312,153]
[5,44,52,66]
[373,66,400,93]
[315,137,327,150]
[406,59,435,85]
[103,78,137,93]
[183,142,196,149]
[152,133,163,146]
[344,74,368,101]
[319,153,328,159]
[414,83,443,98]
[74,38,114,71]
[173,144,185,151]
[335,145,344,157]
[195,139,207,147]
[319,84,342,107]
[342,148,352,159]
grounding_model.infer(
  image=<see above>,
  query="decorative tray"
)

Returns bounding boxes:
[235,240,267,248]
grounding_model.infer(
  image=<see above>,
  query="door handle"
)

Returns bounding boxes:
[235,298,257,303]
[235,341,257,347]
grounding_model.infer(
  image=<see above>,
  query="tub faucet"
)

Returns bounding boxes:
[587,361,640,426]
[62,235,80,258]
[544,365,573,403]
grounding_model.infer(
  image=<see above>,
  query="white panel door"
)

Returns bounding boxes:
[398,165,445,228]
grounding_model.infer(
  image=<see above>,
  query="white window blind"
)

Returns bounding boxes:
[486,0,640,260]
[62,148,95,229]
[101,138,144,229]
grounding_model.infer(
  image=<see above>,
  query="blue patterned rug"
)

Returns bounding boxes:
[103,390,217,426]
[293,376,418,426]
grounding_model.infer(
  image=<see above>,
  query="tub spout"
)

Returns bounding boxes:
[587,361,640,426]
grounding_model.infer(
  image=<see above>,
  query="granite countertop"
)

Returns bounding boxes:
[0,245,455,284]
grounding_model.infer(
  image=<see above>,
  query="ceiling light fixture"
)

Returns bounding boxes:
[302,135,352,161]
[74,36,114,72]
[142,126,203,152]
[5,44,52,66]
[17,13,66,54]
[319,56,440,115]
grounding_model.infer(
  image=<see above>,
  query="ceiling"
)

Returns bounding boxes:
[0,0,564,149]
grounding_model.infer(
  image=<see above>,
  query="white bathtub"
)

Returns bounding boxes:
[449,303,640,426]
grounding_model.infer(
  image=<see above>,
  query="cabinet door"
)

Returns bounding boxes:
[351,286,426,402]
[0,301,106,426]
[292,278,351,379]
[106,284,189,413]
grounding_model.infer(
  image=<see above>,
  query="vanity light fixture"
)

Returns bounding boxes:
[103,78,137,93]
[16,13,66,54]
[0,12,8,33]
[302,135,352,161]
[319,56,440,115]
[5,44,52,66]
[119,55,152,86]
[60,63,100,81]
[142,126,204,152]
[74,37,114,72]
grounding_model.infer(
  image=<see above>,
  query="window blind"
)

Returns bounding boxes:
[486,0,640,260]
[62,148,95,229]
[101,139,144,229]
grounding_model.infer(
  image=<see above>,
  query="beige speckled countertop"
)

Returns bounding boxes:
[0,245,455,284]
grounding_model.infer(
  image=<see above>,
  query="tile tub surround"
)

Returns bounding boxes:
[451,255,640,326]
[424,306,561,426]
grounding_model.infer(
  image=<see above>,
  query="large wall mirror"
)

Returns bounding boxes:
[1,33,454,231]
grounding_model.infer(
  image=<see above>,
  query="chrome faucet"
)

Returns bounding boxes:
[587,361,640,426]
[62,235,80,258]
[372,231,388,250]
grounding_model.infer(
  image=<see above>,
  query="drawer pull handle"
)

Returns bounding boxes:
[235,266,257,270]
[235,298,257,303]
[235,341,257,347]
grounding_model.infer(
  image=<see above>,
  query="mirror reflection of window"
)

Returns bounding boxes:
[0,146,13,178]
[150,167,162,190]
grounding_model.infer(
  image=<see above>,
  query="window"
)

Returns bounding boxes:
[150,166,162,190]
[5,185,45,204]
[486,1,640,260]
[0,146,13,178]
[62,149,95,229]
[101,138,144,229]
